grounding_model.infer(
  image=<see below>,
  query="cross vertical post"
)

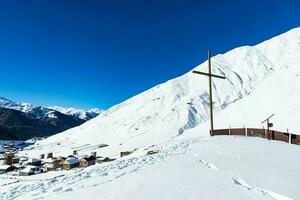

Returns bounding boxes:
[192,50,226,136]
[208,50,214,133]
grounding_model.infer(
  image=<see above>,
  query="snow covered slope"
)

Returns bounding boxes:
[31,27,300,158]
[1,135,300,200]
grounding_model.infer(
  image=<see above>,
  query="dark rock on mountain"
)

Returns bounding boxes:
[0,107,85,140]
[0,125,18,140]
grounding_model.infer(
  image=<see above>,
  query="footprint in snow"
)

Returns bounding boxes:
[232,177,258,192]
[115,172,126,179]
[232,177,293,200]
[199,159,220,171]
[63,187,73,192]
[52,187,63,192]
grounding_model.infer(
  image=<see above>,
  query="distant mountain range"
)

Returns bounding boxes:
[0,97,102,120]
[48,106,102,121]
[0,97,103,140]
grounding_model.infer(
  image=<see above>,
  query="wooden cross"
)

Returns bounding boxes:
[192,50,226,135]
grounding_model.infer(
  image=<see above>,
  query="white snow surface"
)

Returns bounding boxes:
[64,157,79,165]
[1,134,300,200]
[1,28,300,199]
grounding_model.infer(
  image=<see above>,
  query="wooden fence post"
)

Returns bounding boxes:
[288,129,291,144]
[244,125,247,136]
[229,126,231,135]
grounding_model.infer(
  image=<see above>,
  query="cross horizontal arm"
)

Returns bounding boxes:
[192,70,226,79]
[261,114,275,124]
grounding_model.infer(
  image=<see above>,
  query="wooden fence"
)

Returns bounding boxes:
[210,128,300,145]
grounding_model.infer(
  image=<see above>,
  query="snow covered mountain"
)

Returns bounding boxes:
[48,106,102,120]
[31,27,300,157]
[0,97,102,121]
[0,97,34,114]
[0,97,102,140]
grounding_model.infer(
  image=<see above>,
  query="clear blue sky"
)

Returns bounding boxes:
[0,0,299,109]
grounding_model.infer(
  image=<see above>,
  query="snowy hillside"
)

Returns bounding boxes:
[29,27,300,158]
[1,133,300,200]
[51,136,300,200]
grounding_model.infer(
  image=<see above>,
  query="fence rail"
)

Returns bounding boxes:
[210,128,300,145]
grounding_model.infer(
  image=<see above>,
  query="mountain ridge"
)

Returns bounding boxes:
[48,106,102,121]
[0,97,103,140]
[0,107,85,140]
[0,97,102,120]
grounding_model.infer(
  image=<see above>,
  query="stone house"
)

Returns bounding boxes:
[43,158,62,171]
[24,158,42,166]
[79,156,96,168]
[62,156,79,170]
[4,152,19,165]
[19,165,43,176]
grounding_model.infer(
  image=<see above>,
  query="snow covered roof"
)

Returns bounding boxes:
[13,164,23,168]
[19,156,28,162]
[44,158,55,163]
[80,156,96,162]
[97,157,115,162]
[20,165,36,173]
[43,163,54,168]
[25,158,41,164]
[44,157,61,164]
[64,157,79,165]
[0,164,13,170]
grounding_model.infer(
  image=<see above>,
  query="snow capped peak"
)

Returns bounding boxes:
[46,111,58,119]
[87,108,103,118]
[0,96,18,107]
[0,97,102,121]
[0,97,32,112]
[48,106,103,120]
[0,96,13,102]
[87,108,102,114]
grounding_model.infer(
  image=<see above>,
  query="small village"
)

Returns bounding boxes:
[0,142,159,177]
